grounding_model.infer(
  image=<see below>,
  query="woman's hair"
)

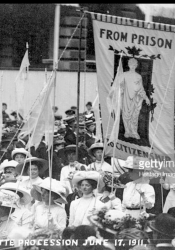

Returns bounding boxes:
[78,179,97,190]
[8,189,23,199]
[25,161,42,172]
[51,191,61,200]
[168,207,175,218]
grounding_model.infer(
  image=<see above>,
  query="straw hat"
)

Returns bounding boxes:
[53,139,66,146]
[64,144,77,153]
[88,143,104,156]
[0,160,18,171]
[0,182,32,205]
[72,170,101,186]
[31,177,68,204]
[11,148,30,159]
[15,157,48,176]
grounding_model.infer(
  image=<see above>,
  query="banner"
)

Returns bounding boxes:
[92,14,175,172]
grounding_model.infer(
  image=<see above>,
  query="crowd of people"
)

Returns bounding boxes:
[0,101,175,250]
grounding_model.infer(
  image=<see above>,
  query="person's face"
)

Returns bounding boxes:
[129,169,142,181]
[67,151,76,163]
[3,167,17,182]
[94,149,103,161]
[14,153,25,164]
[2,105,7,111]
[80,180,93,195]
[41,188,55,205]
[27,164,39,179]
[86,105,92,111]
[88,124,95,132]
[128,60,138,70]
[55,120,61,126]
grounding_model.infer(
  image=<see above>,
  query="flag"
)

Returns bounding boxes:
[108,56,123,144]
[92,92,102,142]
[25,74,55,150]
[15,49,30,119]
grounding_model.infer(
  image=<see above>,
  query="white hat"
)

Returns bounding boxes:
[11,148,30,159]
[88,143,104,156]
[0,182,32,205]
[0,160,18,171]
[15,157,48,176]
[72,170,102,187]
[32,177,68,204]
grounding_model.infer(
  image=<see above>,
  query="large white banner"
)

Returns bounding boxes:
[92,14,175,170]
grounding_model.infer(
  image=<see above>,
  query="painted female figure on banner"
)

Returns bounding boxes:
[120,58,150,140]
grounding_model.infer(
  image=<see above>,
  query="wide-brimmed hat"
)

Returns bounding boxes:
[0,160,18,171]
[15,157,48,176]
[148,213,175,237]
[72,170,101,186]
[88,143,103,156]
[11,148,30,159]
[124,156,151,171]
[65,109,76,116]
[31,177,68,204]
[64,144,77,153]
[0,182,32,205]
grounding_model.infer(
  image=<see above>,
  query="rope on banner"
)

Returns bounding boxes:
[84,10,175,32]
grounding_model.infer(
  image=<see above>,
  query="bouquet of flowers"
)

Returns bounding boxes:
[91,207,148,234]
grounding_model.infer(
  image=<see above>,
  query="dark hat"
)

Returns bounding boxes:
[86,102,92,107]
[85,120,95,127]
[65,109,75,116]
[1,132,17,143]
[10,111,17,117]
[63,115,75,124]
[148,213,175,237]
[54,115,62,120]
[70,106,77,110]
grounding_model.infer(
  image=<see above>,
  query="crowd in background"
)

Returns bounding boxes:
[0,101,175,250]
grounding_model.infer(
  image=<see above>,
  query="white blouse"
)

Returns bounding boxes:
[33,203,67,232]
[17,176,43,191]
[87,161,113,173]
[122,178,155,208]
[69,193,106,227]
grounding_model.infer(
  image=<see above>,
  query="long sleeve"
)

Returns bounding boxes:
[142,185,155,209]
[68,200,76,227]
[55,209,67,232]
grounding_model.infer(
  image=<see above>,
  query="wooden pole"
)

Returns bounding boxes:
[76,8,83,161]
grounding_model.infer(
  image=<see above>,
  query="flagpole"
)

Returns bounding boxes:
[76,8,83,161]
[48,3,60,223]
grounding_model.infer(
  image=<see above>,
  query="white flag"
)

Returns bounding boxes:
[108,56,123,144]
[15,49,30,119]
[92,92,102,142]
[26,74,55,150]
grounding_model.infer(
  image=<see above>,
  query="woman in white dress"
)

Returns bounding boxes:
[69,171,106,227]
[30,177,67,234]
[0,182,33,239]
[122,156,155,219]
